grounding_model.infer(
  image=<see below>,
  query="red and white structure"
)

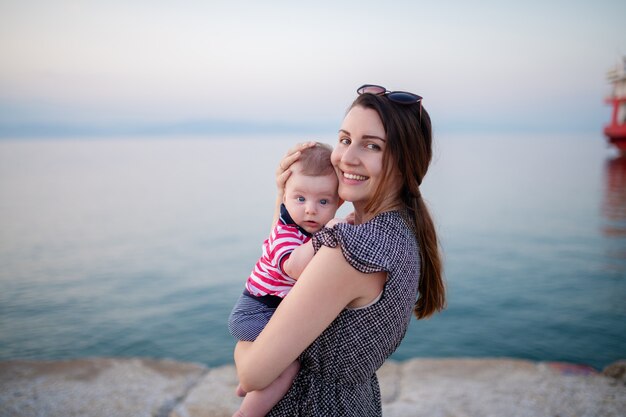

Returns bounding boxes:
[604,56,626,152]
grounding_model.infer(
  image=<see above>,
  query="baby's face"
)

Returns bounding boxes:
[283,170,339,234]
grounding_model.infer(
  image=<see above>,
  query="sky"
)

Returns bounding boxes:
[1,0,625,136]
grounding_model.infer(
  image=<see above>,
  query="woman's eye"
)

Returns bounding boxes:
[367,143,381,151]
[297,196,305,202]
[339,137,351,145]
[320,199,328,205]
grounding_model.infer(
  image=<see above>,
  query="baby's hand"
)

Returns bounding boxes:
[325,218,345,228]
[325,212,355,228]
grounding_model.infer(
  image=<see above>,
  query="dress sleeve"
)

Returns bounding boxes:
[312,222,390,274]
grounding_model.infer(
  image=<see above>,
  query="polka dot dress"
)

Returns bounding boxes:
[267,210,421,416]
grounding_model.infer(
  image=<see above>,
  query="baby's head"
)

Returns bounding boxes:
[283,143,340,234]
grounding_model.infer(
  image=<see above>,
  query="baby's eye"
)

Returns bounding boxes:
[320,199,328,205]
[297,196,305,202]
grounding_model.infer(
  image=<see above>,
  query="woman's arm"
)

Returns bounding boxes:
[235,245,386,392]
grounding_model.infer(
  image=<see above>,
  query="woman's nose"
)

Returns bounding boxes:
[340,145,359,165]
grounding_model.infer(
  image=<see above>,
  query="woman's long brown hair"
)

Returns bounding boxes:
[354,93,446,319]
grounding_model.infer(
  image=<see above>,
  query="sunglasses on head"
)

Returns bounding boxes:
[357,84,423,105]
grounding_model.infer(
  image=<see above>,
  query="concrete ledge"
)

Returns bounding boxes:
[1,357,624,417]
[0,358,207,417]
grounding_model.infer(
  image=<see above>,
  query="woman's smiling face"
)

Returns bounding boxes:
[331,105,388,213]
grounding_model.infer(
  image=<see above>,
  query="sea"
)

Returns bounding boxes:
[0,132,624,370]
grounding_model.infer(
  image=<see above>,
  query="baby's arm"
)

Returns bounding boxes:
[282,241,314,280]
[282,215,353,279]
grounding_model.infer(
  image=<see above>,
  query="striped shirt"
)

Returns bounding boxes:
[245,205,311,298]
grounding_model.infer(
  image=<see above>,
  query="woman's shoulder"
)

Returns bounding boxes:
[312,210,416,273]
[365,210,417,250]
[323,210,413,243]
[368,209,414,234]
[352,209,414,241]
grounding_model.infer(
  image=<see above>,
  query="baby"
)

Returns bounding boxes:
[228,142,340,416]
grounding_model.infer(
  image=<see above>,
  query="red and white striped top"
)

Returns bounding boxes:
[245,208,311,298]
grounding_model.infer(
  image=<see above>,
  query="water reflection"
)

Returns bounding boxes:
[603,155,626,237]
[602,155,626,266]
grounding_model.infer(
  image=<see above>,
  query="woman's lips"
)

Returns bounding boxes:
[343,172,368,181]
[341,171,368,184]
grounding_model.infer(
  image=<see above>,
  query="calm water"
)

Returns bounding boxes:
[0,133,624,370]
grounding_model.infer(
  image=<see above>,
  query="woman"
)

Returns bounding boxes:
[235,84,446,416]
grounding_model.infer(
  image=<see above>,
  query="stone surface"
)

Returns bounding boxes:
[0,357,207,417]
[170,364,241,417]
[1,357,625,417]
[381,358,626,417]
[603,360,626,385]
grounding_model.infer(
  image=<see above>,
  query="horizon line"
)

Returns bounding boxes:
[0,119,601,139]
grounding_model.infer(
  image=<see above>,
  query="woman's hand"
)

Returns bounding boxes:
[275,141,317,192]
[271,141,317,231]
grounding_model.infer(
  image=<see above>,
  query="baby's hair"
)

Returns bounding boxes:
[298,142,334,176]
